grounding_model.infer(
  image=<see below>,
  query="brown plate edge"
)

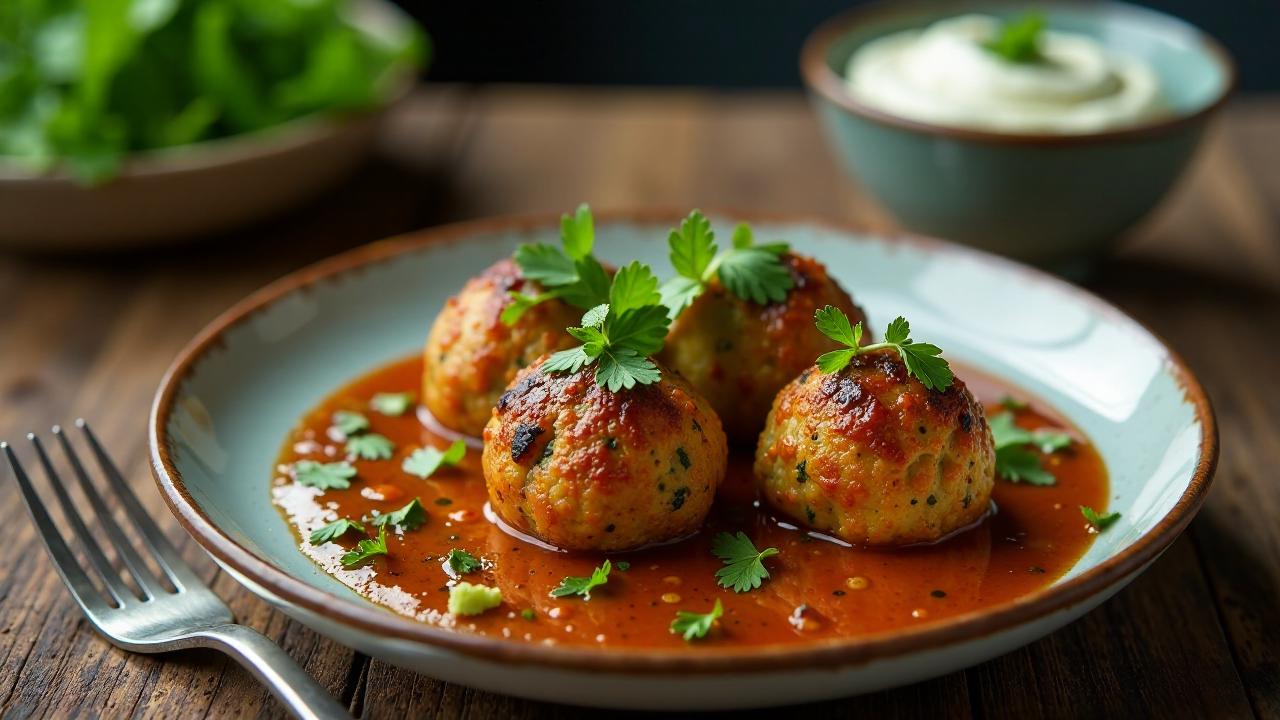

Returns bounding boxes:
[148,207,1219,675]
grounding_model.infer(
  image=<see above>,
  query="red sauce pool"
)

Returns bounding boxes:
[272,356,1108,649]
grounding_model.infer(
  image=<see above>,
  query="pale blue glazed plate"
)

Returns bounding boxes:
[150,212,1216,710]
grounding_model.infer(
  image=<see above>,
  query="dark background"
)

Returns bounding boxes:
[398,0,1278,92]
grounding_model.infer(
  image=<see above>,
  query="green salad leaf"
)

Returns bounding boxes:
[0,0,428,183]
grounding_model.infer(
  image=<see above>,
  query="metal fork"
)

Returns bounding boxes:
[2,421,349,720]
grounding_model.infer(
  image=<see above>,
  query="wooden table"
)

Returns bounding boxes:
[1,87,1277,719]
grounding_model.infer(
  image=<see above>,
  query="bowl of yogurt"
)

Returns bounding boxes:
[801,1,1234,269]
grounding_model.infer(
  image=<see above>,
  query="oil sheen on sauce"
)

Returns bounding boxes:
[272,356,1109,649]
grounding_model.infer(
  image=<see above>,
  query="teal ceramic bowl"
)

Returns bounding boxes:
[801,0,1234,269]
[149,212,1216,709]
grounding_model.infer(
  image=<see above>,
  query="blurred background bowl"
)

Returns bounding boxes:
[801,0,1235,269]
[0,0,417,252]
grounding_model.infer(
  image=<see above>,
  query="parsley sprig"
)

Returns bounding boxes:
[990,412,1072,486]
[402,439,466,479]
[1081,505,1121,531]
[370,392,415,417]
[981,12,1046,64]
[309,518,365,545]
[712,532,779,593]
[670,599,723,641]
[501,204,612,325]
[445,548,482,575]
[541,262,671,391]
[339,525,389,567]
[293,460,357,490]
[550,560,611,600]
[372,498,427,531]
[814,307,954,391]
[659,211,794,318]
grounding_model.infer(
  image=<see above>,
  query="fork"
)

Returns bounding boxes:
[2,421,350,720]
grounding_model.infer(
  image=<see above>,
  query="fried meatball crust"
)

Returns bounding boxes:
[659,253,867,445]
[754,350,995,546]
[482,358,728,552]
[423,258,581,437]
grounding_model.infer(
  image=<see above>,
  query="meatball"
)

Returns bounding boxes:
[482,358,728,552]
[423,258,581,437]
[754,350,995,546]
[659,253,867,444]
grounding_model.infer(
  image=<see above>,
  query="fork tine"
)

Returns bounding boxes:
[75,419,204,591]
[3,442,111,615]
[30,434,134,606]
[52,426,169,598]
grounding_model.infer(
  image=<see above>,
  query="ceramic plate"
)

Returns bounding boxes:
[149,211,1216,710]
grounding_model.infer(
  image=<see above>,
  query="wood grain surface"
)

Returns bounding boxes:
[0,87,1276,719]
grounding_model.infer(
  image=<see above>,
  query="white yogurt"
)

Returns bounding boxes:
[845,14,1165,133]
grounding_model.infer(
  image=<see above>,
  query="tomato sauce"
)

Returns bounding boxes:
[272,356,1108,649]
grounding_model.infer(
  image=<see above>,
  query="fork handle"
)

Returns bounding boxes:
[190,624,351,720]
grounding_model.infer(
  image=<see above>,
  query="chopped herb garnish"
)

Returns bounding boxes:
[502,204,612,325]
[711,531,779,593]
[1081,506,1121,531]
[659,211,794,317]
[981,12,1046,64]
[345,433,395,461]
[999,394,1029,411]
[403,439,467,479]
[339,525,389,567]
[293,460,357,490]
[446,548,482,575]
[541,262,671,392]
[814,307,954,391]
[308,518,365,545]
[550,559,611,600]
[370,392,415,417]
[670,598,723,641]
[434,497,453,506]
[448,582,502,616]
[615,561,631,572]
[521,608,536,621]
[332,410,370,436]
[990,412,1072,486]
[373,498,427,531]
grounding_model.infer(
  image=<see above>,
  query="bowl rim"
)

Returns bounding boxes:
[149,208,1218,675]
[799,0,1237,146]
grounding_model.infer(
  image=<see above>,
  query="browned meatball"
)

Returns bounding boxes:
[422,258,581,437]
[482,358,728,552]
[659,253,867,444]
[754,350,995,546]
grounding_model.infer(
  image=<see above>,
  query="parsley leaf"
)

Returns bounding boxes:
[990,412,1073,486]
[559,203,595,261]
[1081,505,1122,531]
[550,559,611,600]
[503,204,610,324]
[542,264,672,392]
[659,210,794,317]
[339,525,389,567]
[373,498,427,531]
[402,440,467,479]
[711,531,779,593]
[332,410,370,436]
[309,518,365,545]
[346,433,395,461]
[293,460,357,490]
[813,307,954,391]
[446,548,482,574]
[999,394,1029,411]
[982,12,1046,63]
[370,392,415,417]
[670,599,723,641]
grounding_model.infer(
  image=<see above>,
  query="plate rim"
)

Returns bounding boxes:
[148,208,1218,674]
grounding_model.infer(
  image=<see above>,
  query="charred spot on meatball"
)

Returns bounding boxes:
[754,349,996,546]
[510,423,544,462]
